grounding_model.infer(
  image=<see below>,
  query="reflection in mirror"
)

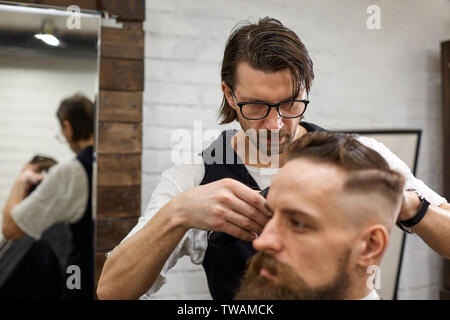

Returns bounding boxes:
[0,3,100,300]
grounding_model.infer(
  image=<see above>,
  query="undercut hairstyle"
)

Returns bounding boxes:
[56,93,94,142]
[287,132,405,229]
[219,17,314,124]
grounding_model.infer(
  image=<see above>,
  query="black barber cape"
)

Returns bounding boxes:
[0,145,94,300]
[201,122,325,300]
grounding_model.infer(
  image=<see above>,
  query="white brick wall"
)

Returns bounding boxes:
[142,0,450,299]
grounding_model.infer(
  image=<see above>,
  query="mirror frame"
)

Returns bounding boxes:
[441,40,450,300]
[1,0,145,293]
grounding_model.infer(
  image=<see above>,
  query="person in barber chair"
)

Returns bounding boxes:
[235,132,404,300]
[1,93,94,300]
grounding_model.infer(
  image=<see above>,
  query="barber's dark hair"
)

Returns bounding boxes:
[287,132,405,213]
[219,17,314,124]
[56,93,94,141]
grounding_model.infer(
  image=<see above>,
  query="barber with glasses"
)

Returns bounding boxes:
[98,18,450,300]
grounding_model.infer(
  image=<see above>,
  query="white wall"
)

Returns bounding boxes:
[142,0,450,299]
[0,52,97,211]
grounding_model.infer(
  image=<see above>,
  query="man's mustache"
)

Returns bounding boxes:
[246,252,292,280]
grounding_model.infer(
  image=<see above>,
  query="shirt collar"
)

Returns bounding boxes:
[360,290,381,300]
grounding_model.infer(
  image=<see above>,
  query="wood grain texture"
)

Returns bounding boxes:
[97,122,141,154]
[101,28,144,60]
[96,217,139,252]
[441,41,450,300]
[97,153,141,187]
[19,0,100,10]
[444,259,450,290]
[100,58,143,91]
[97,186,141,219]
[121,22,144,30]
[94,3,144,291]
[442,41,450,199]
[100,0,145,21]
[95,252,108,289]
[441,289,450,300]
[98,90,142,123]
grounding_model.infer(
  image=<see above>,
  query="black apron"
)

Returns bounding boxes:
[63,145,94,300]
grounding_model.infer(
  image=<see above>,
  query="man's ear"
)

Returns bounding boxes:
[355,225,389,270]
[221,81,236,111]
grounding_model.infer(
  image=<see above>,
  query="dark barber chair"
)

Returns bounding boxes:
[0,155,72,300]
[0,224,71,299]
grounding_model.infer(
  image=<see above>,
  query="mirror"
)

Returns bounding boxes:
[0,2,100,300]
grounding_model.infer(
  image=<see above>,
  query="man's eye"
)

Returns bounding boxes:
[291,219,305,229]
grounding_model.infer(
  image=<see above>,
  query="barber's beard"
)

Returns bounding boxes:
[244,128,296,157]
[234,252,351,300]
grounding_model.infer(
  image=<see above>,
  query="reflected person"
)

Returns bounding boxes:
[1,93,95,299]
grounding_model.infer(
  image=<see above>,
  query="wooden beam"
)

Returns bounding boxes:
[96,218,139,252]
[101,28,144,60]
[442,41,450,199]
[444,259,450,289]
[441,289,450,300]
[95,252,107,291]
[98,90,142,123]
[97,122,141,154]
[100,58,143,91]
[97,153,141,187]
[97,186,141,219]
[100,0,145,21]
[441,40,450,300]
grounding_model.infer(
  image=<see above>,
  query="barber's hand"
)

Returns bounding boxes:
[16,163,45,191]
[398,190,422,221]
[173,178,272,241]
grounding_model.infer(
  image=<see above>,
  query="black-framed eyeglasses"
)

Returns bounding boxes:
[230,87,309,120]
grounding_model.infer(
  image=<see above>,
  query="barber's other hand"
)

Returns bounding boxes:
[173,178,272,241]
[398,190,422,221]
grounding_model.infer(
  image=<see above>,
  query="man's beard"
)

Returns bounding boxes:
[234,251,351,300]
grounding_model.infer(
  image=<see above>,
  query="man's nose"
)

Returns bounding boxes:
[252,217,283,255]
[263,107,284,130]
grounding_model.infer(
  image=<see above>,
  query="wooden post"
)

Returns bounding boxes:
[441,40,450,300]
[96,0,145,290]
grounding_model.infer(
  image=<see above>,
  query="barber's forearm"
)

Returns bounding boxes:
[97,199,189,300]
[410,203,450,259]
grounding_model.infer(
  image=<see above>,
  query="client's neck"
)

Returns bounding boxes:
[343,280,376,300]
